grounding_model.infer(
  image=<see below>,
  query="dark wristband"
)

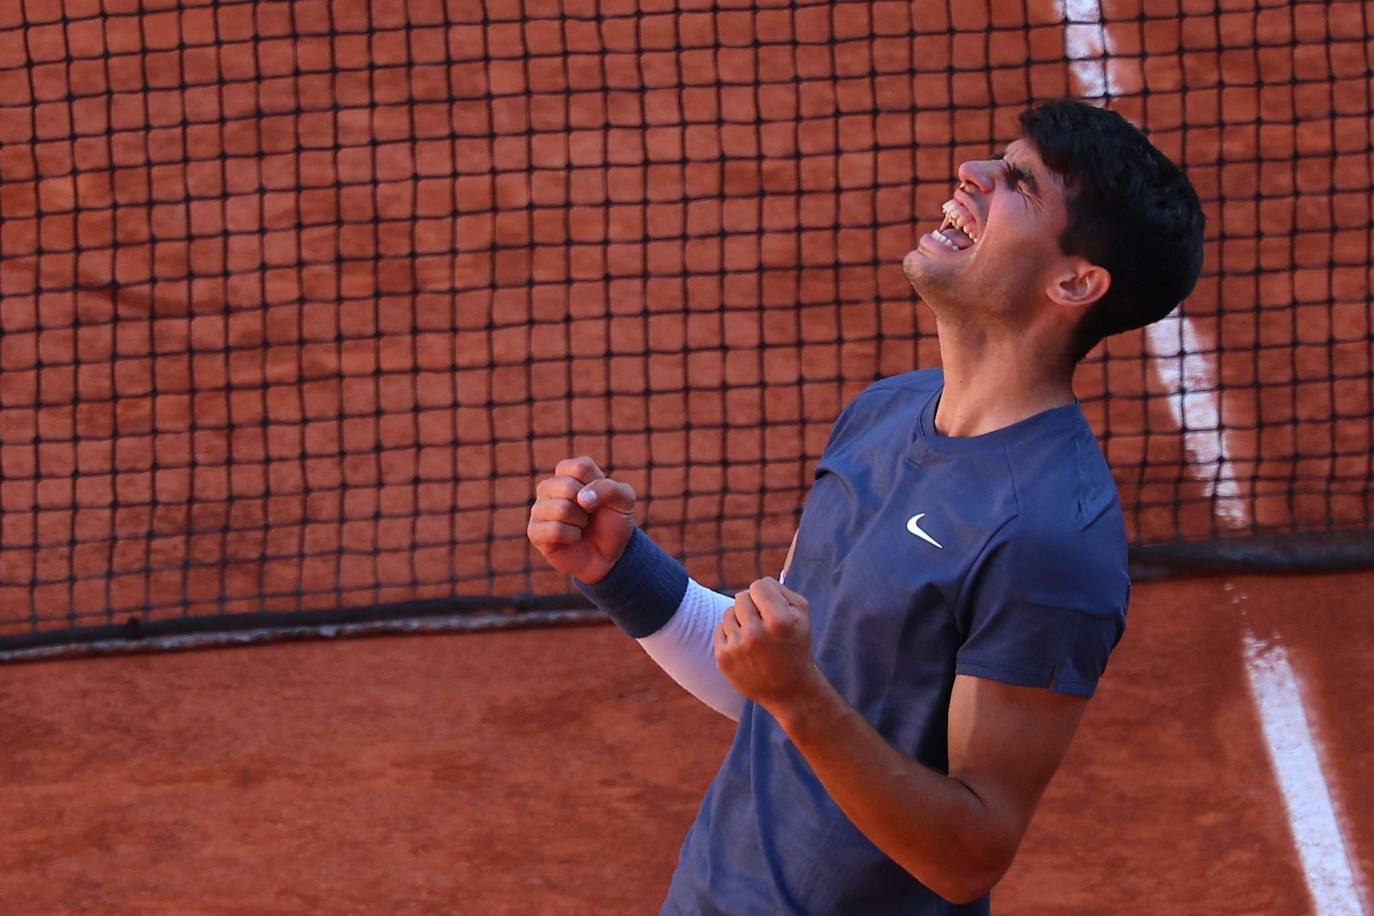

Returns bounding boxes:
[574,527,690,638]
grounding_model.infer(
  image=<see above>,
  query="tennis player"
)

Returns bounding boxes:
[528,99,1204,913]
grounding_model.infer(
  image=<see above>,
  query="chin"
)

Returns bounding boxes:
[902,247,949,294]
[902,260,962,314]
[900,248,925,285]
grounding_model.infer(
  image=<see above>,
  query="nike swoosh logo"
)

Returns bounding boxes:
[906,514,943,549]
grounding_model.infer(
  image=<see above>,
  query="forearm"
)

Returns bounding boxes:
[638,580,745,720]
[770,674,1012,904]
[578,528,745,720]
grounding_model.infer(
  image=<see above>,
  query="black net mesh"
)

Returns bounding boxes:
[1,0,1371,651]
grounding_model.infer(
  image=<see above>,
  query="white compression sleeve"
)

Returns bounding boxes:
[636,578,746,721]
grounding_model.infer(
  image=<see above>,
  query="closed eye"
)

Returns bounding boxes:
[991,150,1037,194]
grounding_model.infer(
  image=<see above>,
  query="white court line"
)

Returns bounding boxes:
[1057,3,1368,912]
[1144,315,1248,528]
[1242,620,1368,915]
[1056,0,1248,530]
[1059,0,1122,98]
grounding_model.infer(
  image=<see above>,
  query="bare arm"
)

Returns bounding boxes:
[773,671,1085,902]
[715,578,1088,904]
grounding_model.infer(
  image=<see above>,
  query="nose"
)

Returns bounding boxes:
[955,158,999,194]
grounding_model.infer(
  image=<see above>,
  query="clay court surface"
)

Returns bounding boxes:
[0,569,1368,914]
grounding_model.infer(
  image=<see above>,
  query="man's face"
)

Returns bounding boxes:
[901,138,1077,324]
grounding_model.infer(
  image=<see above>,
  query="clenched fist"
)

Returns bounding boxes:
[714,577,821,711]
[527,456,636,584]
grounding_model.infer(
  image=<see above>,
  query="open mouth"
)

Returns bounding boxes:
[928,200,980,253]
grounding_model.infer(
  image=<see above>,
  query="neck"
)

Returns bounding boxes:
[932,318,1075,437]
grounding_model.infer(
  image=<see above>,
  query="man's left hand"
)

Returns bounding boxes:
[714,577,822,710]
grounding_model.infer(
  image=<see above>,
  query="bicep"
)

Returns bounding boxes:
[946,674,1089,853]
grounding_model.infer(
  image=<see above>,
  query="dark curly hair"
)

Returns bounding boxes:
[1019,100,1205,364]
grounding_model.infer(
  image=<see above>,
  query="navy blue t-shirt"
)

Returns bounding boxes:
[663,369,1130,915]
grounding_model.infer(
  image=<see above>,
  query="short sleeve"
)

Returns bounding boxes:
[954,521,1128,698]
[955,598,1124,697]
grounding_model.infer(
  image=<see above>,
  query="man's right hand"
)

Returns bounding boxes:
[527,456,637,584]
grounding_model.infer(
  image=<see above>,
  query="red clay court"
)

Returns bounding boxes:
[1,571,1372,912]
[0,0,1370,912]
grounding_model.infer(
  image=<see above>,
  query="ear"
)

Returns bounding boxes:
[1046,259,1111,312]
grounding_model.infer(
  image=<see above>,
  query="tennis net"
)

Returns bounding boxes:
[1,0,1370,655]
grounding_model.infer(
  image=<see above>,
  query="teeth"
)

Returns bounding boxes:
[939,200,979,242]
[933,230,960,251]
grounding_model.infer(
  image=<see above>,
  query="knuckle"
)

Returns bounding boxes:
[556,456,603,482]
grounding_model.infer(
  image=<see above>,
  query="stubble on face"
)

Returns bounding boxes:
[902,248,963,321]
[903,139,1071,333]
[901,221,987,329]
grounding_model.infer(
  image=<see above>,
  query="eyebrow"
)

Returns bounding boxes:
[991,149,1040,195]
